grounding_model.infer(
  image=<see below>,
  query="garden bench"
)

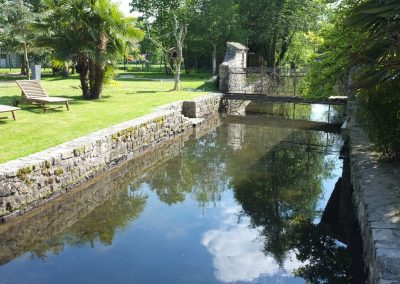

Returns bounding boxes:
[0,105,20,120]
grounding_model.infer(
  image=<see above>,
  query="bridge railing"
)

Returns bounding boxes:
[227,67,308,96]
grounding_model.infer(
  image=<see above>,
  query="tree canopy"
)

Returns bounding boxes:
[36,0,144,99]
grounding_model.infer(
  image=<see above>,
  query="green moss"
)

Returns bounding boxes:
[54,168,64,176]
[73,146,86,156]
[17,166,32,177]
[41,168,51,177]
[16,166,34,185]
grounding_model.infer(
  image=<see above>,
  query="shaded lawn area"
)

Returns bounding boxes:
[0,72,215,163]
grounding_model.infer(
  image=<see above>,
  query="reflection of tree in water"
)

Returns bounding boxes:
[145,130,230,208]
[64,187,147,246]
[288,218,351,284]
[231,129,334,265]
[29,186,147,258]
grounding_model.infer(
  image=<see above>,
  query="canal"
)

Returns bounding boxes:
[0,102,361,283]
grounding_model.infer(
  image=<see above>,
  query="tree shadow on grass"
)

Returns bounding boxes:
[128,91,159,94]
[0,95,20,106]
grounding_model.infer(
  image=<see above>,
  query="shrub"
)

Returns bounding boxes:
[358,81,400,161]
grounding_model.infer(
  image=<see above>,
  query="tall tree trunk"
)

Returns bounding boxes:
[266,30,278,68]
[163,54,169,75]
[90,63,105,99]
[76,55,90,99]
[212,43,217,75]
[171,17,187,91]
[89,33,108,99]
[20,55,26,75]
[276,31,292,67]
[24,43,30,79]
[174,57,182,91]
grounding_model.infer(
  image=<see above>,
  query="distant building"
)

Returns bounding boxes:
[0,51,21,68]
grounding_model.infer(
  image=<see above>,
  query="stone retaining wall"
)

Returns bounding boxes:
[182,93,223,118]
[345,99,400,283]
[0,94,223,220]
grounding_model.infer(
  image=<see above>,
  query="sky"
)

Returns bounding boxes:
[113,0,140,17]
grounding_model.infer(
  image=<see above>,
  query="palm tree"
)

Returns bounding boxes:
[38,0,144,99]
[347,0,400,86]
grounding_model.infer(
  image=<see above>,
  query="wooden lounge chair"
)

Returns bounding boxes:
[0,105,20,120]
[16,80,72,112]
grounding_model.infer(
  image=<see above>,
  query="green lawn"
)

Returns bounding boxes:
[0,71,215,163]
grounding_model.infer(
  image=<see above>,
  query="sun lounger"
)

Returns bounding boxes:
[0,105,20,120]
[16,80,72,112]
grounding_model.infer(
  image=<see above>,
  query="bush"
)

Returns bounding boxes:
[358,81,400,161]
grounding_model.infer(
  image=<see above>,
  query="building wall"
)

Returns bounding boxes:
[0,53,21,68]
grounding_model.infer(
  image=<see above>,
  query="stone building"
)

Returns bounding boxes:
[0,50,21,68]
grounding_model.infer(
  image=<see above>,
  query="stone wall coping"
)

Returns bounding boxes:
[187,92,223,102]
[349,123,400,283]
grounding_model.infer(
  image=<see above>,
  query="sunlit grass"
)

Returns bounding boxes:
[0,71,215,163]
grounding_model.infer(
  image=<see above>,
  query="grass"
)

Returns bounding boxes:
[0,70,216,163]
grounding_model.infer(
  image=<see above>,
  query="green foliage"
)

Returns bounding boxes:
[347,0,400,87]
[348,0,400,160]
[304,0,400,159]
[238,0,326,67]
[37,0,144,99]
[0,0,44,76]
[358,81,400,160]
[302,1,364,99]
[184,0,245,71]
[289,218,352,284]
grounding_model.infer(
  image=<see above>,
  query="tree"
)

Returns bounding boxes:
[131,0,190,90]
[302,0,365,99]
[38,0,144,99]
[238,0,325,67]
[0,0,41,78]
[187,0,244,74]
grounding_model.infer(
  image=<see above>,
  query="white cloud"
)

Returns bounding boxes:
[201,202,303,282]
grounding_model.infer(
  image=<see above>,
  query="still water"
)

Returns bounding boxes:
[0,103,346,284]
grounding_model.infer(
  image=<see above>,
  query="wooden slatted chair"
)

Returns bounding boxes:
[16,80,72,112]
[0,105,20,120]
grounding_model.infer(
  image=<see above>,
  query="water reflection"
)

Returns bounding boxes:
[0,104,350,284]
[229,128,336,266]
[202,202,303,282]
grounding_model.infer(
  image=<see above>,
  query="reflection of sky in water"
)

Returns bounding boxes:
[311,104,345,123]
[201,194,304,283]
